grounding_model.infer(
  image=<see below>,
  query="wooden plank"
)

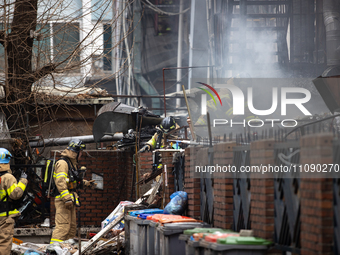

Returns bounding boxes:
[73,186,156,255]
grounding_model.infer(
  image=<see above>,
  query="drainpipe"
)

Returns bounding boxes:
[323,0,340,66]
[176,0,184,109]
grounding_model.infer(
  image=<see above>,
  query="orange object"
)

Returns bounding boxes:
[146,214,198,223]
[205,233,239,243]
[146,214,168,222]
[192,233,204,241]
[12,237,23,245]
[159,215,197,224]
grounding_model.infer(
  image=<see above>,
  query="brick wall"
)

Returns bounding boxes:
[160,150,176,205]
[137,151,153,196]
[50,150,135,226]
[300,134,334,255]
[184,147,201,220]
[250,139,275,241]
[213,142,235,229]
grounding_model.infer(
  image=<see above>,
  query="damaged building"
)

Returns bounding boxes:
[1,0,340,254]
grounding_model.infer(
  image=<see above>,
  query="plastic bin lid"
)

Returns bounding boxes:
[158,215,198,224]
[146,214,168,222]
[217,236,272,246]
[129,209,164,217]
[139,213,154,219]
[183,228,223,235]
[158,222,205,235]
[205,233,239,243]
[162,222,204,230]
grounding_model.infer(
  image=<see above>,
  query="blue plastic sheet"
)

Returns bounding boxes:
[164,191,188,215]
[24,250,40,255]
[129,208,164,217]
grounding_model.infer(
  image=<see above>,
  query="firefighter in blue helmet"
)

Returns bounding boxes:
[0,148,28,254]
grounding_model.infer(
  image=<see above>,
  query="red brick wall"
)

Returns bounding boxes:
[160,150,175,205]
[250,139,275,241]
[137,151,153,196]
[213,142,235,229]
[184,147,201,220]
[50,150,135,226]
[300,134,334,255]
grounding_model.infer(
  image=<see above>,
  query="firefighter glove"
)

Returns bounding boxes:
[139,145,150,153]
[65,200,73,210]
[20,171,27,179]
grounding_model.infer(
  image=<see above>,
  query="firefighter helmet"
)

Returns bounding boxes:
[67,140,86,153]
[0,148,12,164]
[160,116,176,133]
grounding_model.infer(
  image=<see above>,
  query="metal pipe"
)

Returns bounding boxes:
[29,134,124,148]
[323,0,340,66]
[108,95,190,98]
[176,0,184,109]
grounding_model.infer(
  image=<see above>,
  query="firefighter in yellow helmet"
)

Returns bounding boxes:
[0,148,28,254]
[50,140,96,244]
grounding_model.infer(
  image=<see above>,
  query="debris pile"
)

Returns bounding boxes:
[11,183,163,255]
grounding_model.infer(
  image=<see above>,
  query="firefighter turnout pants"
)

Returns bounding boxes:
[50,198,76,243]
[0,216,15,255]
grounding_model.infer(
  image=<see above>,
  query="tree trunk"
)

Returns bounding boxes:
[4,0,38,137]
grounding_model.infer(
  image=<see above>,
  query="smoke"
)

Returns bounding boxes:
[223,5,285,78]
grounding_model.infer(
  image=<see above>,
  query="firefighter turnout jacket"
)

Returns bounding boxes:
[146,123,180,150]
[50,149,79,244]
[0,163,27,255]
[0,164,28,217]
[53,150,80,206]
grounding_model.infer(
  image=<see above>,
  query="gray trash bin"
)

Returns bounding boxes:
[157,222,206,255]
[145,220,155,255]
[150,221,161,255]
[199,240,213,255]
[124,205,147,255]
[125,215,149,255]
[208,243,268,255]
[199,237,270,255]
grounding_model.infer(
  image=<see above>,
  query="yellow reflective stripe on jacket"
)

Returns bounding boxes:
[149,137,156,147]
[0,190,6,200]
[0,209,19,217]
[50,238,63,244]
[60,190,70,198]
[7,183,25,196]
[55,172,68,179]
[17,182,26,191]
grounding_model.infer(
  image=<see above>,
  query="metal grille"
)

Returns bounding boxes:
[273,141,301,254]
[200,147,214,225]
[233,144,251,232]
[333,140,340,255]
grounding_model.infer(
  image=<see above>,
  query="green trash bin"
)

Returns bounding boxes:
[181,228,227,255]
[204,236,271,255]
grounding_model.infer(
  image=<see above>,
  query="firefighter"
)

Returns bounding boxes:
[140,116,179,153]
[50,140,96,244]
[139,116,180,171]
[0,148,28,254]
